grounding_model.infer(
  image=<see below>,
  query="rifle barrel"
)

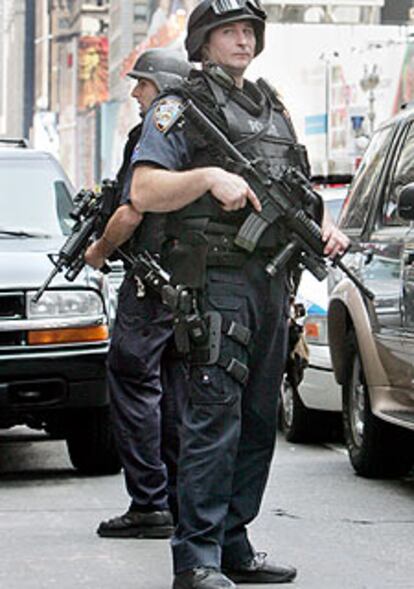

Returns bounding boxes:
[335,259,375,300]
[32,266,60,304]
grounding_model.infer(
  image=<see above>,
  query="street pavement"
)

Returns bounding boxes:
[0,429,413,589]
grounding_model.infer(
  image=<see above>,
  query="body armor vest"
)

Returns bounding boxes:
[164,70,310,249]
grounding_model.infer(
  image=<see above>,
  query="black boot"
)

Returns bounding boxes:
[97,509,174,538]
[173,568,236,589]
[223,552,297,584]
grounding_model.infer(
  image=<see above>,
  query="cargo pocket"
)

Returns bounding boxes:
[189,292,249,406]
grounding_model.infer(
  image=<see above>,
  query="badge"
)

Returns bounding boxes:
[153,98,183,134]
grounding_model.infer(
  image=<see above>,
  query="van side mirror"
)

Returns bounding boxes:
[398,183,414,220]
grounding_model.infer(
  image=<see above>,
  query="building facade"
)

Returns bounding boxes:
[5,0,414,185]
[0,0,28,138]
[108,0,149,101]
[264,1,385,24]
[31,0,110,185]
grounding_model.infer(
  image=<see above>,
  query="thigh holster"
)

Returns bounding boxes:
[190,311,251,386]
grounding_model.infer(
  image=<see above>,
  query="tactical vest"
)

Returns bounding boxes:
[164,70,310,252]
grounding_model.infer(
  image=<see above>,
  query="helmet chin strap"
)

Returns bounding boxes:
[204,62,265,117]
[205,61,248,90]
[204,63,237,90]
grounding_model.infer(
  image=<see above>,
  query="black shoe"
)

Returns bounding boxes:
[173,568,236,589]
[97,509,174,538]
[223,552,297,584]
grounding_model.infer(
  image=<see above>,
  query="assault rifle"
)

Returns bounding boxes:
[166,99,374,301]
[33,180,117,303]
[33,179,174,303]
[33,184,209,353]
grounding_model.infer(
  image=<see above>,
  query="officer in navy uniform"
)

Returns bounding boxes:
[130,2,349,587]
[85,48,191,539]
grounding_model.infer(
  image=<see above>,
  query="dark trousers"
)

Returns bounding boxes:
[171,257,290,573]
[107,277,186,519]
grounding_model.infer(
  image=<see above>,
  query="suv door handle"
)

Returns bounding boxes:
[405,251,414,266]
[363,249,374,264]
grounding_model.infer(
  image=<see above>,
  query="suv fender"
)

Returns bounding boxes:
[328,278,388,389]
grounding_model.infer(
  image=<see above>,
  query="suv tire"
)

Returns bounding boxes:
[66,407,121,475]
[343,331,414,478]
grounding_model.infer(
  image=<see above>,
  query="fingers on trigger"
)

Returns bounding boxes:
[250,190,261,212]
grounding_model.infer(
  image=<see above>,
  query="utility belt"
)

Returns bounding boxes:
[165,219,282,269]
[207,234,283,268]
[206,233,247,267]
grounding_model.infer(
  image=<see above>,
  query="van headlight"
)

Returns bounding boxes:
[27,290,103,318]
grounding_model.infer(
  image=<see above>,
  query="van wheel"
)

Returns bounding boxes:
[66,407,121,475]
[280,377,336,442]
[343,331,414,478]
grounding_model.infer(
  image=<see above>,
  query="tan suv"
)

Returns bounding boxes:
[328,106,414,479]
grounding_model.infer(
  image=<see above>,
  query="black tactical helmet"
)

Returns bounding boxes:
[185,0,267,62]
[127,48,192,90]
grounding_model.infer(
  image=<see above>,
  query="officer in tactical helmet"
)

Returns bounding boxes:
[85,48,191,539]
[86,48,192,268]
[131,2,349,587]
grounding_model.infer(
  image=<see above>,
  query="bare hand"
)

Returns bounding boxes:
[321,220,350,259]
[84,240,107,269]
[207,168,262,213]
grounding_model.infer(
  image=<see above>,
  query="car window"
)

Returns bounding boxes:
[340,125,394,231]
[326,197,345,222]
[360,255,401,282]
[0,157,75,236]
[55,180,76,234]
[381,121,414,227]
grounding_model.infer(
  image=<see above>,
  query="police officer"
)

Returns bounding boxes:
[85,48,191,539]
[130,2,349,587]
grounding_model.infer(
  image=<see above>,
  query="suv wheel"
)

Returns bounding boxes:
[343,331,414,478]
[66,407,121,475]
[280,377,339,443]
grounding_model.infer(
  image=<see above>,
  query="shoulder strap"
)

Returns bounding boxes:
[257,78,298,141]
[116,123,142,187]
[204,74,275,147]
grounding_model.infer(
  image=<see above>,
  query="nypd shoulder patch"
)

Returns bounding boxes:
[153,98,184,134]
